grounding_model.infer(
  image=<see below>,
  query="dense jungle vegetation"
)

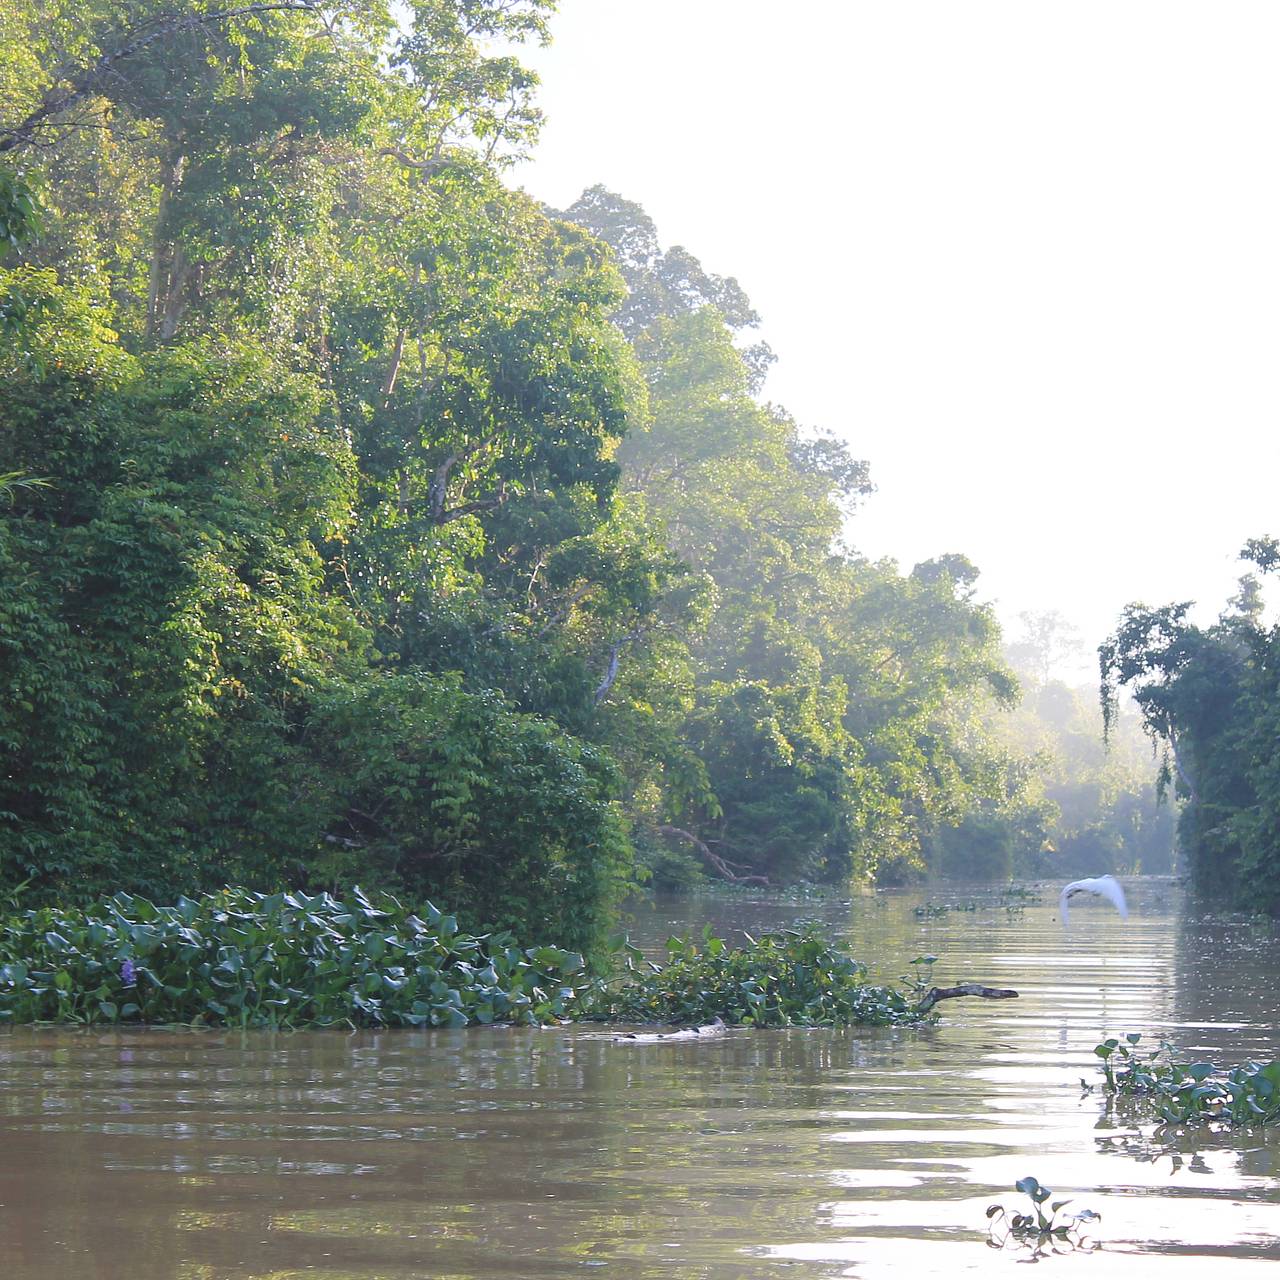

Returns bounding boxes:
[1101,547,1280,914]
[0,0,1195,953]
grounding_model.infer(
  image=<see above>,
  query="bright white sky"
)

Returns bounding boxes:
[512,1,1280,679]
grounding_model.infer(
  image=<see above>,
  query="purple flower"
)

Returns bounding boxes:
[120,959,137,987]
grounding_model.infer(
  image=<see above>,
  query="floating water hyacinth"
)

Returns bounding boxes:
[0,887,597,1028]
[0,889,926,1030]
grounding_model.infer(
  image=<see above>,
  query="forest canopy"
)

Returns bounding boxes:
[0,0,1177,949]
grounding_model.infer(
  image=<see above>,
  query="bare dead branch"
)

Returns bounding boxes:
[916,983,1019,1014]
[655,825,769,886]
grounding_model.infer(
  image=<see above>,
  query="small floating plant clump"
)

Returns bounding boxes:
[1096,1034,1280,1126]
[0,888,595,1029]
[595,927,926,1028]
[913,900,979,919]
[986,1177,1100,1256]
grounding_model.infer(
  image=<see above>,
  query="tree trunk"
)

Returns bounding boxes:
[145,153,185,343]
[158,241,191,341]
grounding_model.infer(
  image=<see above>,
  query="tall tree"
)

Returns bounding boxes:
[1101,539,1280,910]
[559,188,1017,885]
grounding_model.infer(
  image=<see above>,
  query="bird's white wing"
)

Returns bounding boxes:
[1058,883,1073,924]
[1096,875,1128,919]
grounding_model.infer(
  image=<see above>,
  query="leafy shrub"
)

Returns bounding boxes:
[1097,1033,1280,1125]
[597,925,923,1027]
[0,887,592,1028]
[311,673,632,955]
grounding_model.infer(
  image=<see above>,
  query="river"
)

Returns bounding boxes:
[2,878,1278,1277]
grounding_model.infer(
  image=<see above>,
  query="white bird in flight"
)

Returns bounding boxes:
[1059,875,1128,924]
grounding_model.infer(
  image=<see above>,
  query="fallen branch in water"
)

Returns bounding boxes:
[917,983,1019,1014]
[615,1018,727,1044]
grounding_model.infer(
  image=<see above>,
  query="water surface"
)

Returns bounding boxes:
[3,879,1279,1277]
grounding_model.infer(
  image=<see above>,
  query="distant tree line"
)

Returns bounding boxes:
[924,611,1174,883]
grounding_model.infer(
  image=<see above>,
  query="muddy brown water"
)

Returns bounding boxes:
[2,879,1279,1278]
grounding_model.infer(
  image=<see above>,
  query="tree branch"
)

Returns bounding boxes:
[655,825,769,886]
[377,145,450,174]
[916,983,1019,1014]
[536,581,594,637]
[0,4,322,155]
[594,625,652,705]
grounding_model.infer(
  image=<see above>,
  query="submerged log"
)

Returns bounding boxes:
[612,987,1019,1041]
[916,983,1019,1014]
[616,1018,727,1044]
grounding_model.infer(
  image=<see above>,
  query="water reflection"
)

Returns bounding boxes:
[2,879,1279,1278]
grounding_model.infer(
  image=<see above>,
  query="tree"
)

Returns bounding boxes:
[559,189,1018,886]
[1100,540,1280,910]
[0,3,663,949]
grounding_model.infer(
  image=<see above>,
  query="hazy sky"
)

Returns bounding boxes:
[512,1,1280,678]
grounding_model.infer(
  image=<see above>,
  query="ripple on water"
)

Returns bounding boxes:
[2,880,1280,1279]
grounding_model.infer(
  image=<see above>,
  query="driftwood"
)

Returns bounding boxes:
[916,983,1019,1014]
[615,1018,727,1044]
[612,985,1018,1042]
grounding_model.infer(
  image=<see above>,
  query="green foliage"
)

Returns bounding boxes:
[565,189,1019,888]
[311,673,632,953]
[986,1177,1100,1255]
[0,7,651,944]
[1100,544,1280,910]
[1096,1033,1280,1126]
[0,4,1032,938]
[927,613,1174,885]
[598,926,923,1028]
[0,168,38,250]
[0,306,363,897]
[0,886,593,1028]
